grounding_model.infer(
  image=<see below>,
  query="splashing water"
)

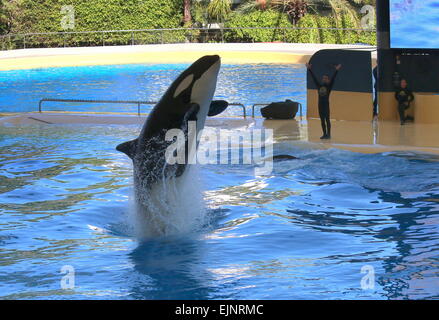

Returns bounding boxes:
[129,165,207,239]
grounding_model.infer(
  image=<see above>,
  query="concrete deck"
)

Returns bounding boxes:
[0,43,376,70]
[2,113,438,155]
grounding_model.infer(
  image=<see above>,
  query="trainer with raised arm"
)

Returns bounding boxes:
[306,62,342,139]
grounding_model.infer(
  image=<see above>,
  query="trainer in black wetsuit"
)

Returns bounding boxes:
[394,79,414,125]
[373,66,378,118]
[306,63,342,139]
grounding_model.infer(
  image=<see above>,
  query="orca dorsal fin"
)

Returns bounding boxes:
[116,138,138,159]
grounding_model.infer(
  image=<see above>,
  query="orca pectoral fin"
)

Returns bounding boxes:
[116,138,138,159]
[183,103,200,123]
[208,100,229,117]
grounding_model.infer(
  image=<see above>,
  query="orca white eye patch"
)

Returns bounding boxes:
[173,74,194,98]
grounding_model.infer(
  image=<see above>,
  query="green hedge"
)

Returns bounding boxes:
[297,14,376,45]
[13,0,183,32]
[224,11,376,45]
[5,0,185,47]
[224,10,299,42]
[0,2,376,49]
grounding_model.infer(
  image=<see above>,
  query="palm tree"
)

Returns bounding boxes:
[307,1,350,24]
[236,0,375,27]
[186,0,232,26]
[183,0,192,25]
[235,0,308,24]
[207,0,232,23]
[307,0,376,28]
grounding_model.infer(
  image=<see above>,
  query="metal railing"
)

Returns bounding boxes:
[1,27,376,50]
[38,98,248,118]
[38,98,157,115]
[37,98,307,119]
[228,103,247,118]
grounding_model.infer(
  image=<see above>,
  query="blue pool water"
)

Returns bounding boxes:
[0,63,306,116]
[0,63,438,300]
[0,123,438,299]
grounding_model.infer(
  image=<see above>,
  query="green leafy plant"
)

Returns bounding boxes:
[4,0,185,48]
[207,0,232,23]
[224,10,299,42]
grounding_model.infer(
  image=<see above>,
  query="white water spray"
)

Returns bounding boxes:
[128,165,206,239]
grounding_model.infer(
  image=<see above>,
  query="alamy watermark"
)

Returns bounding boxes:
[60,265,75,290]
[60,5,75,31]
[360,5,376,30]
[360,265,375,290]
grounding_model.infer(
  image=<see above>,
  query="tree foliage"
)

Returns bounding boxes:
[225,9,376,45]
[0,0,376,47]
[4,0,184,34]
[0,0,186,47]
[207,0,232,23]
[224,10,298,42]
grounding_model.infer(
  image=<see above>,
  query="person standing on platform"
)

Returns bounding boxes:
[395,79,414,125]
[373,66,378,119]
[306,62,342,139]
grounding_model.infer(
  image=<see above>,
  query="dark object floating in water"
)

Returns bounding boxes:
[208,100,229,116]
[273,154,299,161]
[260,99,299,119]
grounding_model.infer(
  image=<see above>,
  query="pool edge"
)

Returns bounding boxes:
[0,43,377,71]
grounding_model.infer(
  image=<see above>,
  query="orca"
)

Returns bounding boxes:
[117,55,221,181]
[116,55,222,235]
